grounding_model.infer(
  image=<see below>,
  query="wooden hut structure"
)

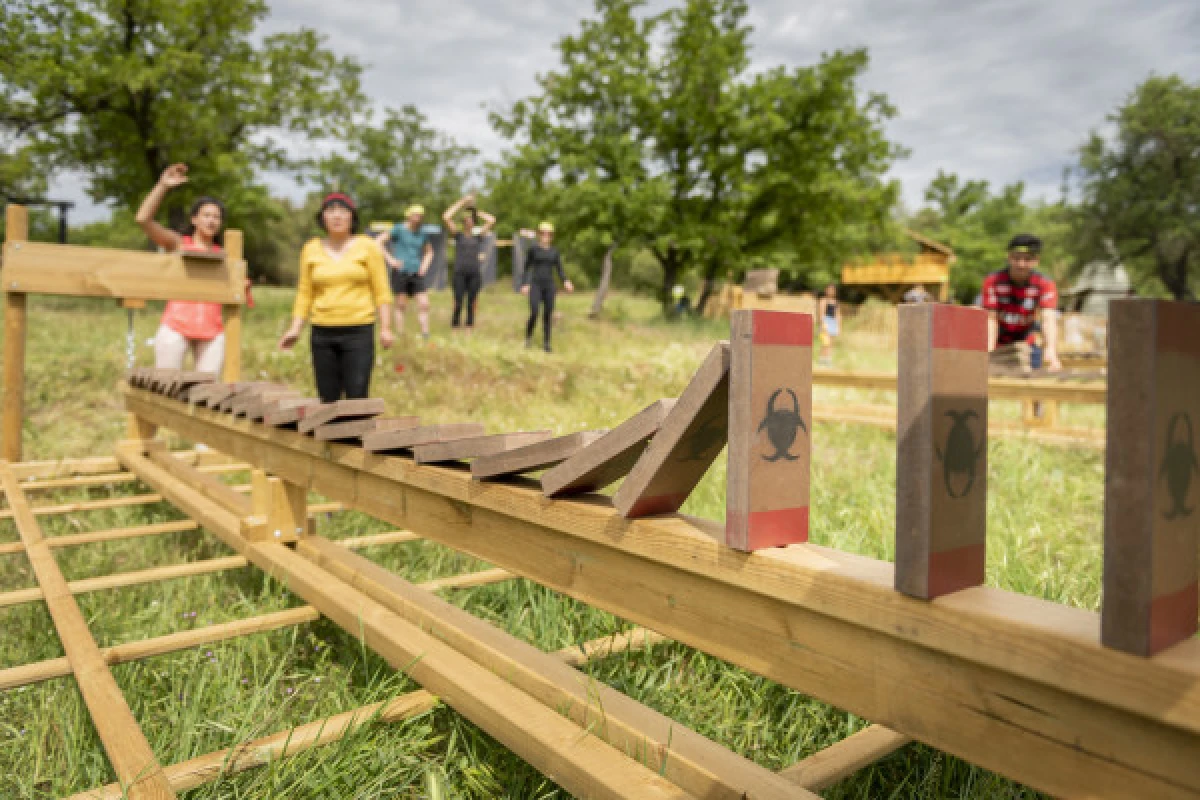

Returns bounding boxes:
[840,229,955,302]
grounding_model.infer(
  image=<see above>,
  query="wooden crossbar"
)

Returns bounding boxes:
[66,621,677,799]
[0,520,200,555]
[812,404,1106,448]
[0,463,175,799]
[119,386,1200,800]
[812,367,1106,404]
[779,724,912,790]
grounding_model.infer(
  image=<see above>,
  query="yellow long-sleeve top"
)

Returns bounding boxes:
[292,236,392,326]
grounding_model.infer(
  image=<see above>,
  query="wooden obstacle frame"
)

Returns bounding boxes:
[0,224,1197,799]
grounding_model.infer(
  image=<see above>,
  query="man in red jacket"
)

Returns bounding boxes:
[981,233,1061,371]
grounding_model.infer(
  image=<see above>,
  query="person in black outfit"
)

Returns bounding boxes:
[442,193,496,331]
[520,222,574,352]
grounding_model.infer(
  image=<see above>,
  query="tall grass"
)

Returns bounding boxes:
[0,287,1108,797]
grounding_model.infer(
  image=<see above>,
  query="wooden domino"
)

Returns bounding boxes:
[895,303,989,599]
[725,310,811,551]
[1103,298,1200,656]
[541,400,676,498]
[314,415,421,443]
[413,431,553,465]
[614,342,729,517]
[471,430,609,480]
[363,423,486,454]
[264,398,322,428]
[298,398,386,434]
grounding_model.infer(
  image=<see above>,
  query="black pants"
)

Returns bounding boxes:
[310,324,375,403]
[452,270,482,327]
[525,284,556,347]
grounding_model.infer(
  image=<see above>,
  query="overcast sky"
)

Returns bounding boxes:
[54,0,1200,222]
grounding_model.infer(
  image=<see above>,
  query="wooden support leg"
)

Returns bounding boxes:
[1102,299,1200,655]
[244,469,307,543]
[895,304,989,599]
[726,309,812,551]
[2,203,29,462]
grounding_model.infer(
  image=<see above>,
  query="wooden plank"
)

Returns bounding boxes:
[614,343,729,517]
[726,309,812,551]
[0,606,319,692]
[20,471,136,492]
[3,206,28,462]
[122,387,1200,799]
[0,240,245,303]
[0,465,175,799]
[895,304,989,599]
[471,430,609,480]
[339,530,422,549]
[230,387,296,418]
[64,691,439,800]
[299,537,814,800]
[298,398,387,434]
[0,492,165,520]
[215,382,280,413]
[263,398,322,428]
[1103,299,1200,656]
[45,520,198,549]
[0,555,250,609]
[812,367,1106,405]
[413,431,553,465]
[245,392,309,422]
[146,443,252,516]
[363,423,486,454]
[314,415,420,443]
[541,400,676,497]
[417,567,512,592]
[778,725,911,791]
[552,627,668,668]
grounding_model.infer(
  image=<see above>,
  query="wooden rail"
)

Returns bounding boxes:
[120,385,1200,800]
[813,367,1106,404]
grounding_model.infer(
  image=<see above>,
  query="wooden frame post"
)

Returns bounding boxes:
[3,204,29,462]
[1102,299,1200,656]
[222,229,244,382]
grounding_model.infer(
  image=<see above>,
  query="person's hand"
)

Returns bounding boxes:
[159,163,189,189]
[520,285,530,296]
[278,326,301,351]
[379,328,394,349]
[563,280,575,293]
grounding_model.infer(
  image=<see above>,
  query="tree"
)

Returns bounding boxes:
[489,0,903,310]
[0,0,364,276]
[305,106,478,221]
[1074,74,1200,300]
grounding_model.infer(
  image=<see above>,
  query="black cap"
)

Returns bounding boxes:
[1007,233,1042,254]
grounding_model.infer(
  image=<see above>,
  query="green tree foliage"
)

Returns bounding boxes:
[305,106,479,223]
[0,0,364,277]
[1074,74,1200,300]
[489,0,903,309]
[910,170,1072,302]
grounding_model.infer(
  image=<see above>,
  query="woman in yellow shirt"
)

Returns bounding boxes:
[278,193,394,402]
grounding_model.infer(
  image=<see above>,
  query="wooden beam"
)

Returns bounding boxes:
[813,367,1105,405]
[20,471,137,492]
[0,240,246,304]
[0,464,175,799]
[0,555,250,610]
[294,537,814,799]
[1103,299,1200,655]
[3,204,28,462]
[337,530,421,549]
[778,725,912,791]
[0,606,319,691]
[0,492,165,520]
[62,691,439,800]
[417,567,511,592]
[120,386,1200,800]
[552,627,668,668]
[115,454,703,799]
[146,443,252,516]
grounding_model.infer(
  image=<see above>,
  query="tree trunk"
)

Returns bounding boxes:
[695,254,721,316]
[588,241,618,319]
[1160,250,1194,301]
[660,252,679,312]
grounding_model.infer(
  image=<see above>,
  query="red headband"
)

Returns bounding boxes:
[321,192,356,211]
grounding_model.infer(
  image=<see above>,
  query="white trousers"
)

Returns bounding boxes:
[154,324,225,375]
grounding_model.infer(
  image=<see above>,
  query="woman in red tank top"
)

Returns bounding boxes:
[135,163,228,374]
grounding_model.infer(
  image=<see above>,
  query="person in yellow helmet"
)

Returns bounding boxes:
[518,222,574,352]
[376,204,435,339]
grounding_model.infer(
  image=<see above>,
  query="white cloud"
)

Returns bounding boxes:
[51,0,1200,222]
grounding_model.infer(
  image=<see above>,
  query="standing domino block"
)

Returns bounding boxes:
[614,342,730,517]
[725,310,811,551]
[895,304,989,599]
[1103,299,1200,656]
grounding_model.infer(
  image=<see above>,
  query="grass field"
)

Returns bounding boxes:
[0,286,1111,798]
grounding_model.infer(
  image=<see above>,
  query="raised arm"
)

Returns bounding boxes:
[442,193,475,236]
[135,164,188,252]
[477,209,496,235]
